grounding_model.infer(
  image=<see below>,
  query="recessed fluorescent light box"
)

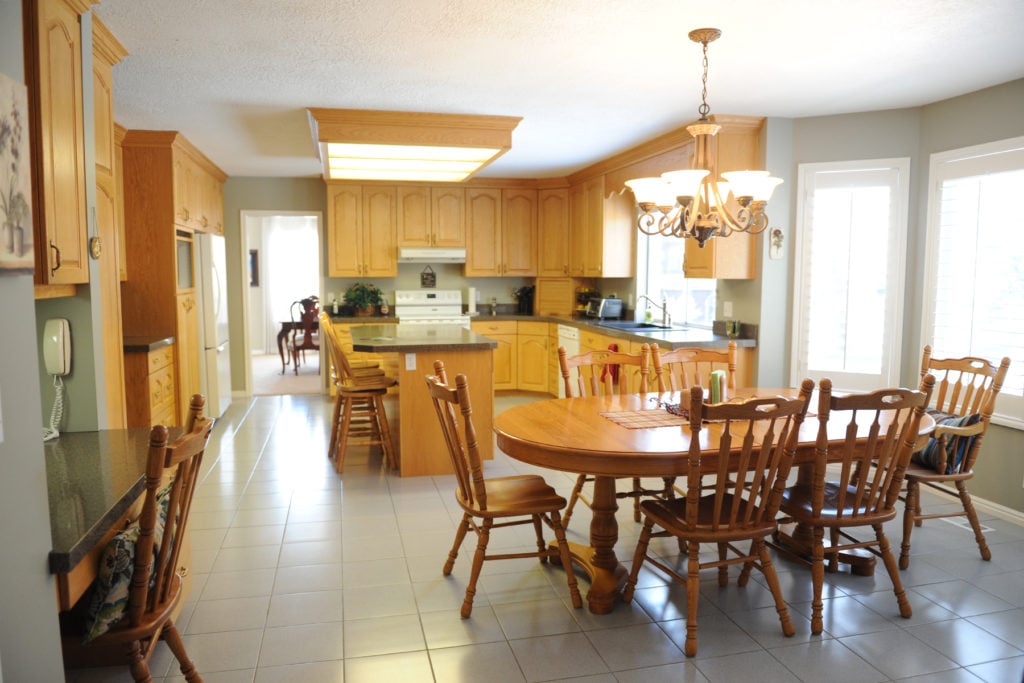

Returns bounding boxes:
[307,108,521,182]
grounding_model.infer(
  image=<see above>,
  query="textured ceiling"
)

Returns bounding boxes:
[93,0,1024,180]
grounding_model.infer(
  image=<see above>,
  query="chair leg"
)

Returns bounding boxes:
[757,539,795,637]
[328,393,343,461]
[717,542,729,586]
[461,519,491,618]
[125,640,152,682]
[622,517,655,603]
[162,620,201,682]
[684,539,701,657]
[562,474,589,528]
[875,523,912,619]
[531,514,547,562]
[550,510,583,609]
[372,395,396,472]
[810,526,825,635]
[444,513,471,575]
[957,480,992,561]
[335,396,354,473]
[900,479,919,569]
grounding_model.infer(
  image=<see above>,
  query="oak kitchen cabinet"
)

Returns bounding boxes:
[537,188,570,276]
[396,185,465,247]
[471,319,516,390]
[24,0,93,289]
[326,183,398,277]
[120,131,225,425]
[122,341,176,429]
[569,176,634,278]
[464,187,537,277]
[515,321,549,392]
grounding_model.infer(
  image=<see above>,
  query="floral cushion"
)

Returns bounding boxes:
[81,481,174,643]
[912,412,981,474]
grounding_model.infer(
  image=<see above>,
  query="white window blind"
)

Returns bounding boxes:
[791,159,910,391]
[922,137,1024,425]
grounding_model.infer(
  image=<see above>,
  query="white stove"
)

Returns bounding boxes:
[394,289,471,328]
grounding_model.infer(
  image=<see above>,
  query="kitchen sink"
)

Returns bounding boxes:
[596,320,675,331]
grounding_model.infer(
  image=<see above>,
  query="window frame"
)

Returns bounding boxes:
[920,135,1024,428]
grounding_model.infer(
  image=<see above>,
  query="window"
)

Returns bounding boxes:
[790,159,910,391]
[922,136,1024,426]
[636,232,716,327]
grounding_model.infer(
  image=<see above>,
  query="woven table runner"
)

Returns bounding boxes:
[600,410,685,429]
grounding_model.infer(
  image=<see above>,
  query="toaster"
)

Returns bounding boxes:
[586,297,623,319]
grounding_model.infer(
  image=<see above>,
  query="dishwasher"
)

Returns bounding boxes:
[556,325,580,398]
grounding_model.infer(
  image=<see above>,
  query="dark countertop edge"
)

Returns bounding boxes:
[469,314,757,349]
[48,477,147,574]
[327,315,399,323]
[353,341,497,353]
[123,335,175,352]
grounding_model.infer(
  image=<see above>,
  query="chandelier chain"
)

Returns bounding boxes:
[698,39,711,119]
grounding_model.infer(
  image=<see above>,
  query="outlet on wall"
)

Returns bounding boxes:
[723,301,733,318]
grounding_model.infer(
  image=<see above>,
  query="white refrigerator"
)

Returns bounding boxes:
[195,233,232,417]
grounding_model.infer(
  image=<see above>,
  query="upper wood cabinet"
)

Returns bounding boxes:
[569,176,634,278]
[537,188,570,277]
[326,183,398,278]
[464,187,537,277]
[24,0,95,287]
[172,145,225,234]
[396,186,465,247]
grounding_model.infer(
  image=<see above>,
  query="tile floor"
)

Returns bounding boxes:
[66,393,1024,682]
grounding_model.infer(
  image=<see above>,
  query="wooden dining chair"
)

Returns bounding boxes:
[425,361,583,618]
[558,344,663,525]
[652,341,737,395]
[318,311,396,473]
[70,394,213,682]
[777,375,934,635]
[289,296,320,374]
[622,380,815,657]
[899,346,1010,569]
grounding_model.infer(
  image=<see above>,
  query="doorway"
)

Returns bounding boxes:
[239,211,323,396]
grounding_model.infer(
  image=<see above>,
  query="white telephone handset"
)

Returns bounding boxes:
[42,318,70,441]
[44,318,71,376]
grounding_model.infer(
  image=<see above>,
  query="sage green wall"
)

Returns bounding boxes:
[0,1,68,678]
[789,79,1024,514]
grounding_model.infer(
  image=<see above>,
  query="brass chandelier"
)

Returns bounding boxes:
[625,28,782,247]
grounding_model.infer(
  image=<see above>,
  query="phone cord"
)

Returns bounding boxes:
[42,375,64,442]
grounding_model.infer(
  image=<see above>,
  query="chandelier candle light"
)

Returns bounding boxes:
[625,28,782,247]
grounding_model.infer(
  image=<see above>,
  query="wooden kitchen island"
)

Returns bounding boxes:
[351,324,497,477]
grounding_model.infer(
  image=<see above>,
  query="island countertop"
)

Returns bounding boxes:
[351,323,498,353]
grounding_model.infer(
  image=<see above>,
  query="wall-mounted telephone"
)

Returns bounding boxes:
[42,318,70,441]
[44,318,71,376]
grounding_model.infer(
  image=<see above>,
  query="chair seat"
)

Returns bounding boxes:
[341,375,397,392]
[456,475,566,517]
[640,495,778,543]
[904,462,974,482]
[781,483,897,526]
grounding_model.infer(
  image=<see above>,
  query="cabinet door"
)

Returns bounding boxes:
[175,292,200,427]
[568,183,586,276]
[537,188,569,276]
[502,188,537,277]
[31,0,90,285]
[583,177,605,277]
[491,334,516,390]
[517,333,548,393]
[464,188,502,276]
[362,186,397,277]
[397,186,431,246]
[431,187,465,246]
[327,184,363,276]
[198,172,224,235]
[172,153,200,229]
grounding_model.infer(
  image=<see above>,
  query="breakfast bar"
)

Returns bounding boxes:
[351,324,497,477]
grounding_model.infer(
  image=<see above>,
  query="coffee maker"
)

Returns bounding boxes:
[515,286,535,315]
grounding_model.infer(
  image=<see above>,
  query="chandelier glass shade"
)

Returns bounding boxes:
[625,29,782,247]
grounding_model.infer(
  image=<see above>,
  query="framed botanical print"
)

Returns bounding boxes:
[0,72,33,273]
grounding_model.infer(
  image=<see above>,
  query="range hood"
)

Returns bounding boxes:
[397,247,467,263]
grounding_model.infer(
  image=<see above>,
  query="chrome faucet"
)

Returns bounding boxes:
[636,295,670,326]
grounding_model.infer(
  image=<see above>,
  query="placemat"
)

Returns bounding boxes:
[600,410,685,429]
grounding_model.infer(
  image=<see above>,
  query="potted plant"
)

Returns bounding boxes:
[343,282,383,316]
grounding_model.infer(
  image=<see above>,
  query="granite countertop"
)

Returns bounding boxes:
[468,314,756,350]
[351,324,498,353]
[45,427,181,574]
[123,335,175,352]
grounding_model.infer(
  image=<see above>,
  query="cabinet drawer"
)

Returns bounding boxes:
[472,320,517,336]
[150,363,177,413]
[148,345,174,373]
[518,321,548,337]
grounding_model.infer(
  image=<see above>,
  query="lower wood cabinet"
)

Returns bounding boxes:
[123,341,177,429]
[516,322,549,392]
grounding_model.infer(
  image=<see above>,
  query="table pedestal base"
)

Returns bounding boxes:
[771,521,877,577]
[552,540,627,614]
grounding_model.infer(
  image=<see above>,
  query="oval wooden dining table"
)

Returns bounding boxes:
[493,389,934,614]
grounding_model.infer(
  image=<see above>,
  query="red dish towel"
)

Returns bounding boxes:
[600,343,620,383]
